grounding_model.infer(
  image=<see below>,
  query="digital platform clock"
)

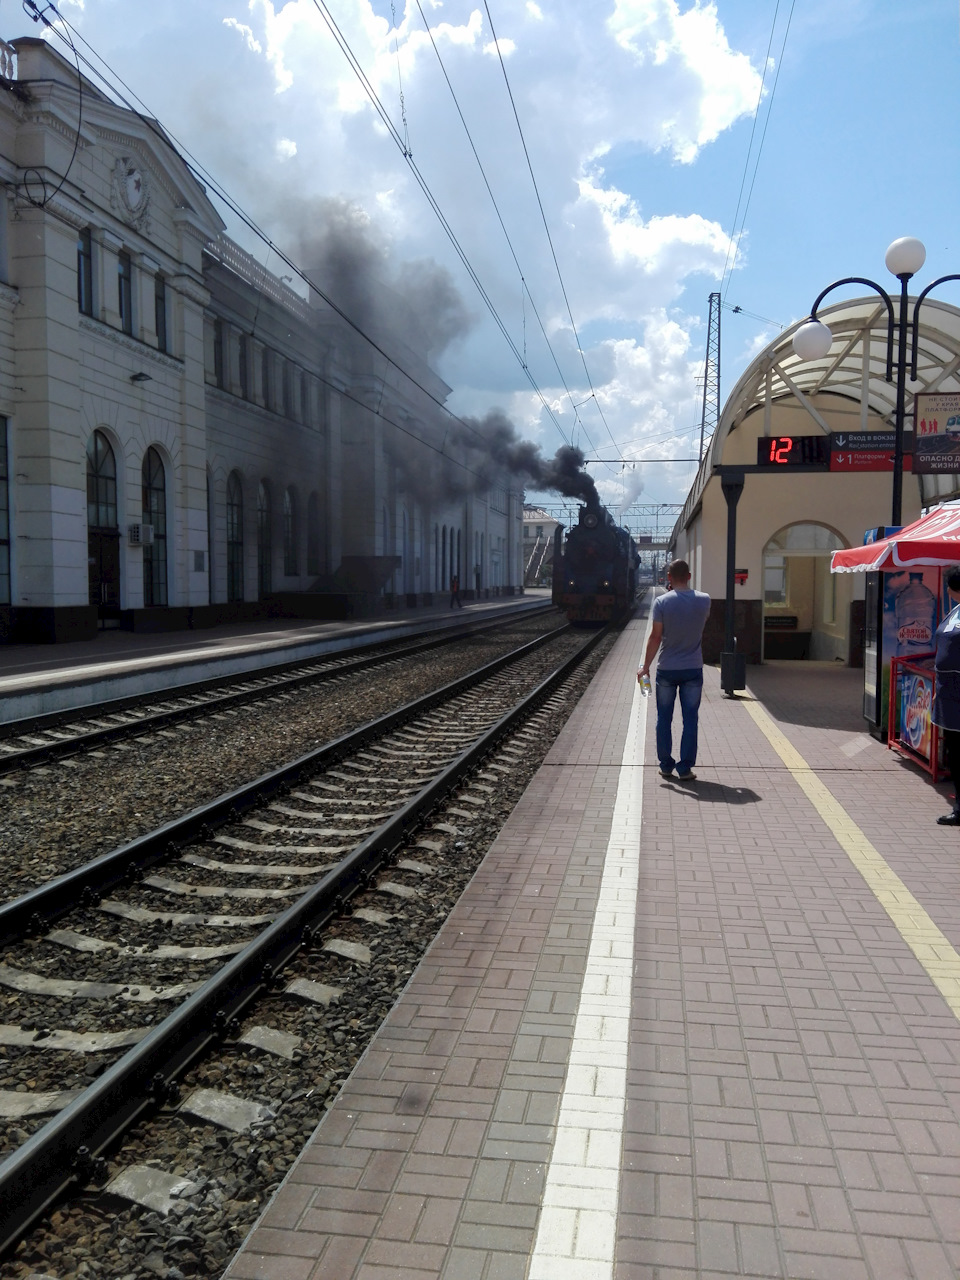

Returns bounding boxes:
[756,435,830,468]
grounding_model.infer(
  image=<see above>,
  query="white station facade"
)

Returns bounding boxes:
[0,37,523,643]
[669,295,960,665]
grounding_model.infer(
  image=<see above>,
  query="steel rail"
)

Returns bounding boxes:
[0,604,556,772]
[0,620,568,947]
[0,619,611,1257]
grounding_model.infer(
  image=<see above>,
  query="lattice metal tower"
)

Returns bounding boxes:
[699,291,721,461]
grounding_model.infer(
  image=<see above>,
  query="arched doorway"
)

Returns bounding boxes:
[86,430,120,627]
[762,522,850,662]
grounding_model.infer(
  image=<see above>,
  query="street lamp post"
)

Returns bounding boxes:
[792,237,960,526]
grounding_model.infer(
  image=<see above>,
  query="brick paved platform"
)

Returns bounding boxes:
[224,605,960,1280]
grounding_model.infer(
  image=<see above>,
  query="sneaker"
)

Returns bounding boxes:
[658,767,674,778]
[676,769,697,781]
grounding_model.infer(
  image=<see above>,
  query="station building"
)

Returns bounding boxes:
[669,295,960,664]
[0,37,522,643]
[521,504,560,587]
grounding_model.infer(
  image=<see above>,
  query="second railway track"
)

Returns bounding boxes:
[0,614,624,1272]
[0,609,563,903]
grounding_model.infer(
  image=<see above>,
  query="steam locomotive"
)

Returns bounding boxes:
[551,498,641,623]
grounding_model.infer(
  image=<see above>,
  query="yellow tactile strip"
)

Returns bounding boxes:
[743,697,960,1022]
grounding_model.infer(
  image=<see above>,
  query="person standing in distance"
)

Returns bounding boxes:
[637,559,711,781]
[933,567,960,824]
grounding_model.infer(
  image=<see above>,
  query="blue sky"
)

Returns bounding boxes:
[7,0,959,522]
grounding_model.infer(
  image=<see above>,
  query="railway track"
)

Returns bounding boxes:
[0,603,555,774]
[0,616,615,1266]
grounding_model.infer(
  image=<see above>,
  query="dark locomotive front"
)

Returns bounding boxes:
[551,498,640,623]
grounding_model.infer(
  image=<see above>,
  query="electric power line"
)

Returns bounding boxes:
[412,0,599,459]
[36,6,576,483]
[480,0,623,467]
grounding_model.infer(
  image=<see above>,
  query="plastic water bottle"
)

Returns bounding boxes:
[895,572,937,652]
[640,673,651,696]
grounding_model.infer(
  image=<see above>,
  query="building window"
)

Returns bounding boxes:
[226,471,244,603]
[155,275,167,353]
[283,362,294,419]
[213,319,224,389]
[0,420,8,605]
[261,347,271,410]
[86,430,117,529]
[118,251,132,335]
[77,228,93,316]
[257,480,271,598]
[301,372,310,425]
[764,555,787,604]
[307,492,321,576]
[283,486,297,575]
[142,446,168,607]
[239,335,249,400]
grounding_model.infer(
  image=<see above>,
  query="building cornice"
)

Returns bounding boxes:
[79,314,184,374]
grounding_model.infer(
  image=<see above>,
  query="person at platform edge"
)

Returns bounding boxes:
[637,558,711,781]
[933,567,960,825]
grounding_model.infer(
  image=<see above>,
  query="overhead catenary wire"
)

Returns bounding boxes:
[36,8,578,480]
[719,0,797,302]
[308,0,577,450]
[412,0,599,461]
[480,0,623,468]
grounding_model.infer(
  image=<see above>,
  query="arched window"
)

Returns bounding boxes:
[86,430,119,615]
[257,481,272,598]
[86,430,117,530]
[441,524,447,591]
[307,492,321,577]
[283,487,298,576]
[226,471,243,602]
[434,525,439,592]
[141,446,167,607]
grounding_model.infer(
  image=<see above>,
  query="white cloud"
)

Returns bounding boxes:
[607,0,762,162]
[483,38,516,57]
[18,0,766,506]
[223,18,262,55]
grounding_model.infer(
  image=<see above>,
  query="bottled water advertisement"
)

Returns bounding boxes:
[883,567,940,661]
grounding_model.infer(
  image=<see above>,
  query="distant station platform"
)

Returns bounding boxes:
[0,590,551,723]
[226,600,960,1280]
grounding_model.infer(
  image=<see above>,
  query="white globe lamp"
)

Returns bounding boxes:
[793,320,833,361]
[885,237,926,278]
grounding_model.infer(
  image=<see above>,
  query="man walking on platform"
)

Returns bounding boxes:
[638,559,711,781]
[449,574,462,608]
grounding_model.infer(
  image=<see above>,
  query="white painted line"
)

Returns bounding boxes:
[528,620,650,1279]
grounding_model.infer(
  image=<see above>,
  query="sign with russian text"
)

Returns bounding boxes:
[828,431,914,471]
[914,392,960,475]
[829,432,913,452]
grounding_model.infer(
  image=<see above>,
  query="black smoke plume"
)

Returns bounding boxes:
[274,196,474,361]
[387,408,599,507]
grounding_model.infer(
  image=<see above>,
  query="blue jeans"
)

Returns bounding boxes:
[655,668,703,774]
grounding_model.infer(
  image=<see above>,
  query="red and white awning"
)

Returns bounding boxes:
[831,504,960,572]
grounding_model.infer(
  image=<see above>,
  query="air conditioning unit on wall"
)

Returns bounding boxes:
[128,523,154,546]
